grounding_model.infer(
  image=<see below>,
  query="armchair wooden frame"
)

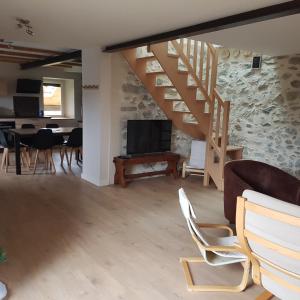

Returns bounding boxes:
[180,222,250,292]
[236,195,300,300]
[178,188,251,293]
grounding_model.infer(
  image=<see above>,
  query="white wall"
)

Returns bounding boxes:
[0,62,82,120]
[81,49,115,186]
[64,79,75,118]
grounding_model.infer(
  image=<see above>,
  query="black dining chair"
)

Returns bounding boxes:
[46,123,64,146]
[20,123,36,165]
[20,123,35,146]
[32,129,56,174]
[0,130,29,172]
[60,128,82,167]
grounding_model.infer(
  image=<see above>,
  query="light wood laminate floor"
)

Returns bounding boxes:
[0,172,265,299]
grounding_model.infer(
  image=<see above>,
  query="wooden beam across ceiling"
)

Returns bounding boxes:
[103,0,300,52]
[20,50,82,70]
[0,43,62,55]
[0,50,47,59]
[0,56,31,63]
[0,55,81,68]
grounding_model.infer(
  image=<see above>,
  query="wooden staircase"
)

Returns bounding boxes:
[122,39,243,191]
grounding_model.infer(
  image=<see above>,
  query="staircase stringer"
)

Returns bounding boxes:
[150,42,210,136]
[169,39,234,191]
[122,48,205,140]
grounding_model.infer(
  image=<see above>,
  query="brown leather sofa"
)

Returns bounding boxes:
[224,160,300,224]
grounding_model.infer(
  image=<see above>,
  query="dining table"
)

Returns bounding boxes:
[8,127,76,175]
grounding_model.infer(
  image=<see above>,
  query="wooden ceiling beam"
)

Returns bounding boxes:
[103,0,300,52]
[0,50,47,59]
[20,50,82,70]
[0,43,62,55]
[0,57,30,63]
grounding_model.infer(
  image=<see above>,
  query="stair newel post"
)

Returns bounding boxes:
[203,92,216,187]
[179,38,184,49]
[209,45,218,99]
[193,41,198,72]
[219,100,230,190]
[199,42,204,83]
[205,46,211,93]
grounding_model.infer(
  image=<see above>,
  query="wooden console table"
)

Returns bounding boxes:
[113,152,180,187]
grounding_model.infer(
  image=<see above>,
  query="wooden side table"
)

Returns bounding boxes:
[113,152,180,187]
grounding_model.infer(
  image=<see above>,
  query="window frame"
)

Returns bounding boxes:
[42,80,65,117]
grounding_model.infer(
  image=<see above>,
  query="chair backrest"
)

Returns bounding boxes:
[188,140,206,169]
[46,123,59,128]
[66,128,82,147]
[21,124,35,129]
[33,129,54,150]
[236,190,300,300]
[178,188,210,257]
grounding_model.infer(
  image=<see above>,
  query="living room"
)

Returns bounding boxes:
[0,1,299,300]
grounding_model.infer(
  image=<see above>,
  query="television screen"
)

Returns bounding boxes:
[127,120,172,155]
[16,79,42,94]
[13,96,40,117]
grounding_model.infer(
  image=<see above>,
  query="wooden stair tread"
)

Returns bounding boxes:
[168,53,179,58]
[136,56,156,61]
[156,85,174,88]
[146,71,165,74]
[178,70,188,74]
[165,98,183,101]
[226,145,243,152]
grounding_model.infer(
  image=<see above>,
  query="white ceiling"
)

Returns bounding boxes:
[0,0,291,51]
[194,14,300,55]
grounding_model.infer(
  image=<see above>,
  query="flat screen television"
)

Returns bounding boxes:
[127,120,172,155]
[16,79,42,94]
[13,96,40,117]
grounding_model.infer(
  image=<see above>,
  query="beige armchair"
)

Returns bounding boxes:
[236,190,300,300]
[178,188,250,292]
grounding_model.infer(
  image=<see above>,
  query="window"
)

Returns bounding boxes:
[43,83,62,116]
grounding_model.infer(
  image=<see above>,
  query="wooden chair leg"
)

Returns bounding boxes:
[180,257,250,293]
[203,171,210,186]
[6,149,10,172]
[65,148,70,166]
[21,149,30,170]
[1,148,7,171]
[60,147,64,165]
[69,148,74,167]
[5,149,9,173]
[33,150,39,175]
[26,149,31,167]
[47,149,56,174]
[256,290,274,300]
[182,161,186,178]
[75,147,79,163]
[27,148,31,166]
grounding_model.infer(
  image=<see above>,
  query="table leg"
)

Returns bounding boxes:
[114,164,119,184]
[119,166,127,187]
[14,134,21,175]
[172,161,178,178]
[167,160,178,178]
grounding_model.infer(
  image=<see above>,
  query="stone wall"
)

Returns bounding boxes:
[117,49,300,178]
[217,50,300,178]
